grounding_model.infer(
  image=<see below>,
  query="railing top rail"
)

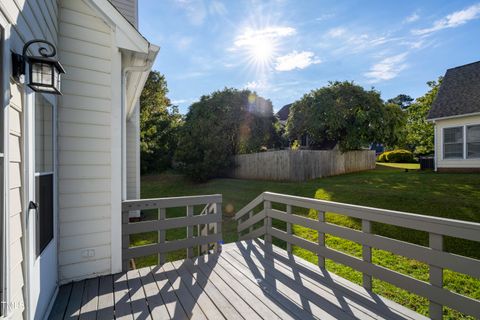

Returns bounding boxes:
[234,193,265,220]
[262,192,480,242]
[122,194,222,211]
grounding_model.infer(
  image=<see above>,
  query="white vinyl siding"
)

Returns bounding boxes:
[435,114,480,169]
[109,0,138,28]
[57,0,113,283]
[1,0,58,317]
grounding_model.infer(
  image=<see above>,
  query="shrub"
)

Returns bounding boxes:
[377,149,416,163]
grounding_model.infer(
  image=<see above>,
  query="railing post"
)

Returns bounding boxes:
[214,202,222,252]
[187,206,194,259]
[362,220,372,290]
[286,205,292,254]
[318,210,325,268]
[158,208,166,264]
[429,233,443,320]
[248,210,253,234]
[121,210,129,272]
[264,201,272,247]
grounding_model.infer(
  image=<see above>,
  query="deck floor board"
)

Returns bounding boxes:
[48,240,427,320]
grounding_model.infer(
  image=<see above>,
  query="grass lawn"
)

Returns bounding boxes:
[133,165,480,319]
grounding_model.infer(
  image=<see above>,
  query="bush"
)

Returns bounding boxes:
[377,149,416,163]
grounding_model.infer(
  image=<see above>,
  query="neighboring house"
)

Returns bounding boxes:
[427,61,480,172]
[0,0,158,319]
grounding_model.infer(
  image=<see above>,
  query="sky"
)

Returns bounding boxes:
[139,0,480,114]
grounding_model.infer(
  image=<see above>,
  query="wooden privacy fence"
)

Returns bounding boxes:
[122,194,222,271]
[235,192,480,319]
[231,150,376,181]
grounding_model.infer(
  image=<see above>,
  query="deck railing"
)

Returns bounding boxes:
[235,192,480,319]
[122,194,222,272]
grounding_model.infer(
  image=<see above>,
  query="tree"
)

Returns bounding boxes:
[140,71,182,174]
[387,94,413,109]
[405,79,441,155]
[175,88,277,181]
[286,81,405,151]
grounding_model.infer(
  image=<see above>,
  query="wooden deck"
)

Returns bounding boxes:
[48,240,426,320]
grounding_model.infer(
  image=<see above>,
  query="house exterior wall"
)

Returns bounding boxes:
[1,0,58,318]
[434,114,480,170]
[57,0,117,283]
[110,0,138,28]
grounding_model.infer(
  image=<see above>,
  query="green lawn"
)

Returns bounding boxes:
[134,165,480,319]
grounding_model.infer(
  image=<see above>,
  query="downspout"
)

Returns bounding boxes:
[433,121,437,172]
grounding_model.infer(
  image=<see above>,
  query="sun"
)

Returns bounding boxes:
[249,38,275,66]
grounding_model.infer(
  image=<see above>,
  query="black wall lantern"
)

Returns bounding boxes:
[12,39,65,95]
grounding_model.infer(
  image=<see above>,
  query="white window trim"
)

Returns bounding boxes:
[441,123,480,160]
[0,15,10,320]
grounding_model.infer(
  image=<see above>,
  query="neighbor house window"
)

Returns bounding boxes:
[443,127,464,159]
[467,125,480,159]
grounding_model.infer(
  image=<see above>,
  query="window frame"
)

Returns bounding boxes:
[442,126,464,160]
[442,123,480,160]
[466,124,480,159]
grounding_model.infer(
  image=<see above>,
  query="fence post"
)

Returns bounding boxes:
[318,210,325,268]
[264,201,272,247]
[429,233,443,320]
[286,205,292,254]
[187,206,194,259]
[121,210,129,272]
[158,208,166,264]
[362,220,372,290]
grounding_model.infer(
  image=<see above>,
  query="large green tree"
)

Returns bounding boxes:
[286,81,406,151]
[140,71,182,174]
[175,88,278,181]
[405,79,441,155]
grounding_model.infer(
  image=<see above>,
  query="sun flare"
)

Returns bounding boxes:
[233,25,294,75]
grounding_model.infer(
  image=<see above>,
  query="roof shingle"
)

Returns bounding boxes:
[427,61,480,120]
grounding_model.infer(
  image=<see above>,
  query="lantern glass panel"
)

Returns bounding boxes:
[31,62,53,86]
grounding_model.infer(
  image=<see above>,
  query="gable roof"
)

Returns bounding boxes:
[276,103,292,121]
[427,61,480,120]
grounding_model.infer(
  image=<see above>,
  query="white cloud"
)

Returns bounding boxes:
[209,0,227,15]
[326,27,346,38]
[173,0,207,26]
[364,53,408,82]
[316,13,335,21]
[233,26,296,48]
[404,12,420,24]
[244,80,268,90]
[275,51,322,71]
[175,36,193,50]
[413,3,480,35]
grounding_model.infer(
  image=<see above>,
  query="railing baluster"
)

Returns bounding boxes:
[318,210,325,268]
[286,205,292,254]
[429,233,443,320]
[158,208,166,264]
[122,210,129,272]
[187,205,194,259]
[264,201,272,247]
[362,219,372,290]
[214,202,222,252]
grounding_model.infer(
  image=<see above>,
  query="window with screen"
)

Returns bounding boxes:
[467,125,480,159]
[443,127,464,159]
[35,95,54,256]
